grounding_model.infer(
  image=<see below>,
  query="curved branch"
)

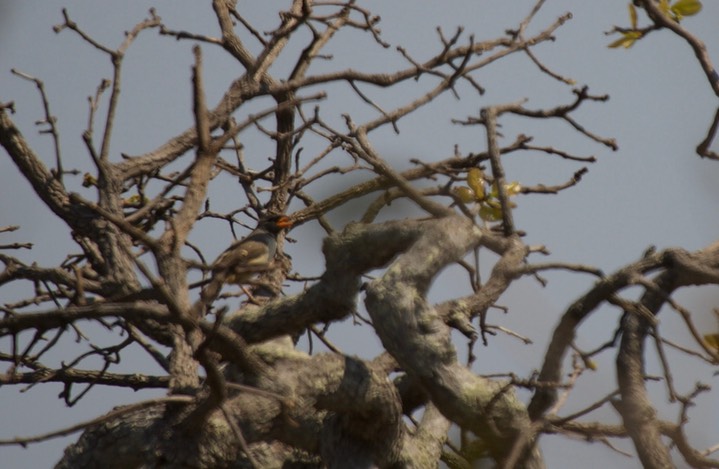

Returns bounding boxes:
[638,0,719,96]
[530,244,719,420]
[363,215,543,467]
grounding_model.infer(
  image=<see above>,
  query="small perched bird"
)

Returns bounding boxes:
[200,214,293,305]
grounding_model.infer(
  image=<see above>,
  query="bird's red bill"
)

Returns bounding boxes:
[276,216,293,229]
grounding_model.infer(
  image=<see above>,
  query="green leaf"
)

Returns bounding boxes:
[608,31,642,49]
[467,168,486,201]
[671,0,702,19]
[703,333,719,351]
[505,181,522,196]
[479,204,502,222]
[628,2,638,29]
[659,0,671,15]
[488,181,522,198]
[479,199,503,222]
[453,186,477,203]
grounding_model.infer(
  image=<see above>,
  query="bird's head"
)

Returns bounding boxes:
[261,214,294,234]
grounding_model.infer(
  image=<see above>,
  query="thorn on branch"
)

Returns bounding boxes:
[697,106,719,160]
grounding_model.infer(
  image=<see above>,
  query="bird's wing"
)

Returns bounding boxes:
[212,233,274,273]
[200,231,278,307]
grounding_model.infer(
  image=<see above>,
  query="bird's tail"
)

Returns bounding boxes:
[189,273,226,317]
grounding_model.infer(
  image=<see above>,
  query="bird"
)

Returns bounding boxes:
[199,214,293,306]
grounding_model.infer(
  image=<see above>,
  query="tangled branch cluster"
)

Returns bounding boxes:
[1,1,718,468]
